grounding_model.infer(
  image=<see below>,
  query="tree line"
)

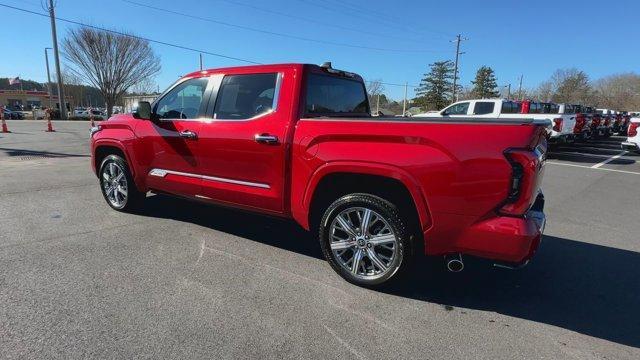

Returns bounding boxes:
[402,61,640,112]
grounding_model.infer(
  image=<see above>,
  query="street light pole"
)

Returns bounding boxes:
[47,0,67,119]
[44,47,53,108]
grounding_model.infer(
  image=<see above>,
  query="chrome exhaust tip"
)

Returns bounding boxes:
[445,253,464,272]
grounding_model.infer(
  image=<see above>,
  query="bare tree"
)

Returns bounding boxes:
[62,27,161,117]
[130,77,159,95]
[593,73,640,110]
[547,68,595,104]
[532,81,553,102]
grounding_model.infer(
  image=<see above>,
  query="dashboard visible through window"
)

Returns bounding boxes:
[443,102,469,115]
[154,77,208,119]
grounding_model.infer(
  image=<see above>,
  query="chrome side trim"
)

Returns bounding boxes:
[148,168,270,189]
[201,173,271,189]
[149,168,168,177]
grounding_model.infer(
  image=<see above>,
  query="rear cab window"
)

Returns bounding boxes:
[500,101,520,114]
[304,72,370,117]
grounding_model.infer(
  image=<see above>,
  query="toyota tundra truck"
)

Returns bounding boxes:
[90,63,547,287]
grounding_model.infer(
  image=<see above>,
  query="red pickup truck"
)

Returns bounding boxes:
[90,63,547,287]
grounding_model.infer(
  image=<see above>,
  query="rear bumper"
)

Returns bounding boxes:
[430,193,546,264]
[621,141,640,153]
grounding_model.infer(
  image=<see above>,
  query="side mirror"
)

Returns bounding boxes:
[133,101,152,120]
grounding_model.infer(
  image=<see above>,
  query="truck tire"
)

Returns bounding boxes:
[319,193,412,287]
[99,154,145,212]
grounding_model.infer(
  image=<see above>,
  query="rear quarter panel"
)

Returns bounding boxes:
[291,118,541,228]
[292,118,545,256]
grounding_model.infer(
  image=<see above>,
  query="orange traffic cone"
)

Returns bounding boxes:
[1,118,9,133]
[45,118,55,132]
[0,107,10,133]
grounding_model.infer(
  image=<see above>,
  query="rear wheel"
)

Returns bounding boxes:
[319,193,412,287]
[99,154,144,211]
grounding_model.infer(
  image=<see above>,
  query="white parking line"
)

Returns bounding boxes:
[551,151,625,159]
[546,161,640,175]
[591,151,627,168]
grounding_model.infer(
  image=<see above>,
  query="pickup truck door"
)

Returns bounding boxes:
[134,76,210,197]
[195,71,290,213]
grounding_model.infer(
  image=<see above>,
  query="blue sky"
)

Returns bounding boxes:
[1,0,638,99]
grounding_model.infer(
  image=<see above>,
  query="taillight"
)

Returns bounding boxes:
[629,122,639,137]
[500,147,545,216]
[573,114,585,133]
[553,118,563,132]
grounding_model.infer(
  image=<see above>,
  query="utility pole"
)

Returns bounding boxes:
[199,53,203,71]
[44,48,53,108]
[402,82,408,116]
[504,84,511,99]
[451,34,466,103]
[376,94,380,115]
[517,74,523,100]
[47,0,67,119]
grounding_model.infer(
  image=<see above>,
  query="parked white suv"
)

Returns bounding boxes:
[621,116,640,153]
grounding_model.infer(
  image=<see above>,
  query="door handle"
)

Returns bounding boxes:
[254,133,278,144]
[179,130,198,140]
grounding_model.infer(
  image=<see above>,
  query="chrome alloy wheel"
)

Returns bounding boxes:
[329,207,398,280]
[101,162,128,208]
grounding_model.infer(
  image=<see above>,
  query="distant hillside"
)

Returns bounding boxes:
[0,78,46,91]
[0,77,106,106]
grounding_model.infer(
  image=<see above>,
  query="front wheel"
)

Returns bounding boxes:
[99,154,145,212]
[319,193,413,288]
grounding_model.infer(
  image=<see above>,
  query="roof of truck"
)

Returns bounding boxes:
[182,63,365,81]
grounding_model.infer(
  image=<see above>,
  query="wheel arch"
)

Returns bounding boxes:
[92,139,146,191]
[302,163,431,243]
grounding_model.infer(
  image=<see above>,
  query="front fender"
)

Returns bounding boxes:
[91,128,144,190]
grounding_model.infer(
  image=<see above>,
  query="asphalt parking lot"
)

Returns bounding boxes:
[1,120,639,359]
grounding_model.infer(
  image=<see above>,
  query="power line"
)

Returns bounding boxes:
[0,2,262,64]
[296,0,453,39]
[1,2,425,92]
[122,0,444,53]
[367,80,419,88]
[204,0,418,42]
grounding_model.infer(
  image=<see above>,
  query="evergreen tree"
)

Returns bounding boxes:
[414,60,455,111]
[471,66,499,98]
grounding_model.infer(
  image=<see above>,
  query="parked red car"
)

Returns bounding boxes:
[90,63,547,287]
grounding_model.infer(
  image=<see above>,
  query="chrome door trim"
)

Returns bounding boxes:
[148,168,270,189]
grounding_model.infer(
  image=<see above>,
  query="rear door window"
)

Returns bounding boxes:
[473,102,495,115]
[213,73,278,120]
